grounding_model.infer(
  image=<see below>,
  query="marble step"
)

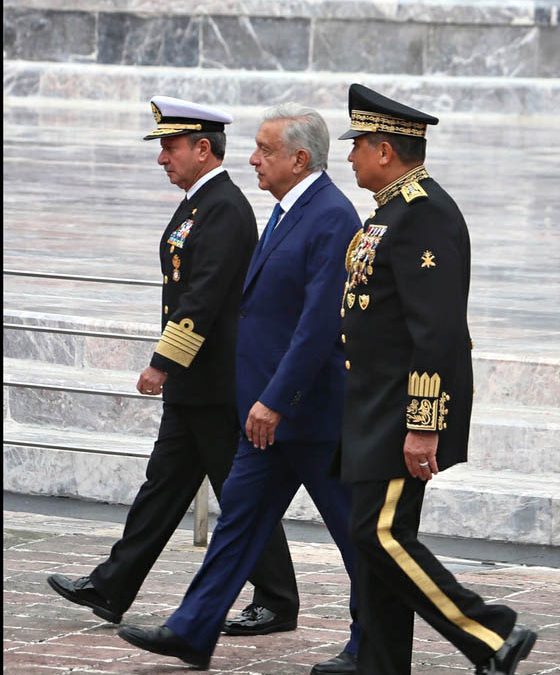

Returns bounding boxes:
[4,358,560,475]
[420,465,560,547]
[4,357,559,475]
[469,403,560,474]
[4,421,558,546]
[3,358,162,438]
[4,318,560,408]
[3,420,157,507]
[5,60,560,116]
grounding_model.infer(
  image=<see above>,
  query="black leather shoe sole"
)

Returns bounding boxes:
[223,618,297,636]
[117,627,210,669]
[47,575,122,624]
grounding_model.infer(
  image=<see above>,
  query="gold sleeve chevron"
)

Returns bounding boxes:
[154,318,205,368]
[406,371,450,431]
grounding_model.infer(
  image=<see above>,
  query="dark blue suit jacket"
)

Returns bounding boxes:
[236,172,361,443]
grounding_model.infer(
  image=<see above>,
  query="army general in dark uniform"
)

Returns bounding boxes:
[47,96,298,629]
[337,84,537,675]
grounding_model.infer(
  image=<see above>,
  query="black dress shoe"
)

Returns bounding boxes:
[47,574,122,624]
[222,603,297,636]
[118,624,210,668]
[475,625,537,674]
[310,650,357,674]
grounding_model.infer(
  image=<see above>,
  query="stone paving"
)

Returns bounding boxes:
[3,508,560,674]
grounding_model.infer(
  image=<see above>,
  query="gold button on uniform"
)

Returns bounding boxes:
[345,360,351,370]
[164,275,168,284]
[341,334,346,344]
[164,305,169,314]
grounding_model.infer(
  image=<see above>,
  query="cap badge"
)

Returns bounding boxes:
[151,102,162,124]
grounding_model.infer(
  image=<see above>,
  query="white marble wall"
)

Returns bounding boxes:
[3,0,559,76]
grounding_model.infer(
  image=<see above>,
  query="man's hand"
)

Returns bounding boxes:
[246,401,282,450]
[403,430,439,480]
[136,366,167,396]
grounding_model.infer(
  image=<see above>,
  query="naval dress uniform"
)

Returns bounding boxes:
[337,85,518,674]
[89,97,298,620]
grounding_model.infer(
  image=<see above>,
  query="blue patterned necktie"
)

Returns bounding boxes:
[261,203,284,248]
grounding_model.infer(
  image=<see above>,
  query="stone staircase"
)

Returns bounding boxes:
[4,313,559,546]
[3,0,560,547]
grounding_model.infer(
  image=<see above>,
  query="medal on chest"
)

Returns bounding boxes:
[347,223,387,290]
[167,218,194,248]
[172,254,181,282]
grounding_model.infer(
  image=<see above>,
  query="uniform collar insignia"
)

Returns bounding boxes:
[375,165,429,207]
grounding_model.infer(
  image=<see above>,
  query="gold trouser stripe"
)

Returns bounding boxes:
[377,479,504,652]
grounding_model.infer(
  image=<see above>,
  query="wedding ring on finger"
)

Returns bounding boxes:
[419,461,430,467]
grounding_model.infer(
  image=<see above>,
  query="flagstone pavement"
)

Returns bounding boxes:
[3,499,560,674]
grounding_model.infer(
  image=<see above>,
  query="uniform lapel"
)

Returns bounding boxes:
[188,170,230,211]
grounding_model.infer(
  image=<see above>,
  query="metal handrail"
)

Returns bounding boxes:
[4,381,161,400]
[3,437,209,546]
[3,323,157,342]
[3,269,160,287]
[3,269,210,545]
[3,439,151,459]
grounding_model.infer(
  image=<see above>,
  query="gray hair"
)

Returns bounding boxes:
[262,103,329,171]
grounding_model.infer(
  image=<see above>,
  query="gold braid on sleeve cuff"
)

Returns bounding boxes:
[154,318,205,368]
[406,371,450,431]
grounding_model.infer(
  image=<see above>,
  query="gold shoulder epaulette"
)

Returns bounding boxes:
[401,181,428,204]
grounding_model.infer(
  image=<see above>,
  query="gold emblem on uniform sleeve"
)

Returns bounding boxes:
[358,294,370,310]
[421,250,436,268]
[406,371,450,431]
[155,318,205,368]
[347,293,356,309]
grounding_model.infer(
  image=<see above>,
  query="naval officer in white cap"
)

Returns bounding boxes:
[47,95,299,633]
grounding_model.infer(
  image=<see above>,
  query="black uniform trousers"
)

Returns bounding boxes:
[350,476,516,674]
[90,402,299,616]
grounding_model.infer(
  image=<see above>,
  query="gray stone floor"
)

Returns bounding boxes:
[3,494,560,674]
[3,98,560,359]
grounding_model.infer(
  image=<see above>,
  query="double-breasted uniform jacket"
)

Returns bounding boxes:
[150,171,258,405]
[236,172,361,443]
[340,165,473,481]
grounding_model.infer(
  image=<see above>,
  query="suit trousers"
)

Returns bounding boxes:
[349,476,517,674]
[90,403,298,616]
[165,436,360,656]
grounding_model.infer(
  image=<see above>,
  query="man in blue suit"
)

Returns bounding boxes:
[118,104,362,675]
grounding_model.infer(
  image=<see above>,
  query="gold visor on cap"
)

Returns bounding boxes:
[146,123,203,137]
